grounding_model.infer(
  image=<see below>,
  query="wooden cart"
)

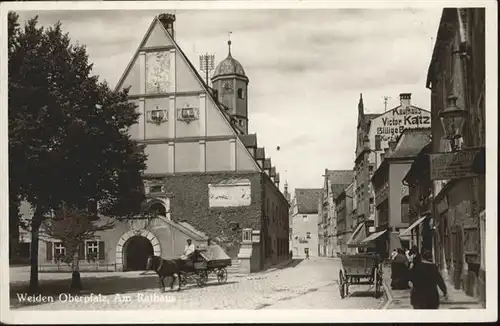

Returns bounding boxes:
[179,245,231,287]
[338,253,383,299]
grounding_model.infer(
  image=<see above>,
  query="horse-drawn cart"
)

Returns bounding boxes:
[179,245,231,287]
[338,253,383,299]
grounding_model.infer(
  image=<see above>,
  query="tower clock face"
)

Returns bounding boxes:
[223,81,234,92]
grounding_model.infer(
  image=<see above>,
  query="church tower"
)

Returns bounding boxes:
[211,37,249,134]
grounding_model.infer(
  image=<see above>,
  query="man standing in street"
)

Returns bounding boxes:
[409,249,448,309]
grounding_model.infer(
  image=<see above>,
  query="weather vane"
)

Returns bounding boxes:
[228,31,233,55]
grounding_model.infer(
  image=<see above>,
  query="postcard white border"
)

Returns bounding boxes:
[0,0,497,324]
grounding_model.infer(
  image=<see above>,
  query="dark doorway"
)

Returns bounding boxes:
[125,236,154,271]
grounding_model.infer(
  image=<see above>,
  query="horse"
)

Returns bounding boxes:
[146,255,184,292]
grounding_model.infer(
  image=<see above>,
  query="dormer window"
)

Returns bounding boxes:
[150,185,163,193]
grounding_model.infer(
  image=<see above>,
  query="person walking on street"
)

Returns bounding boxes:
[408,249,448,309]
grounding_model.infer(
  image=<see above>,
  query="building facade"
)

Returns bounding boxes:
[27,13,290,273]
[334,182,355,255]
[318,169,352,257]
[291,189,322,258]
[371,128,431,258]
[425,8,486,304]
[351,93,431,248]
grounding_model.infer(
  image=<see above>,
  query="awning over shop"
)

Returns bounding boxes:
[347,222,366,248]
[399,215,428,237]
[361,229,388,244]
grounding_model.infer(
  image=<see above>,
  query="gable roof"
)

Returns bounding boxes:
[390,128,432,159]
[114,14,261,172]
[325,169,353,198]
[295,188,323,214]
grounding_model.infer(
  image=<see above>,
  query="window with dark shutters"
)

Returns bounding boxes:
[78,242,85,260]
[46,242,53,261]
[98,241,105,260]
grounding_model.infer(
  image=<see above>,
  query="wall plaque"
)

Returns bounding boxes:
[209,179,251,207]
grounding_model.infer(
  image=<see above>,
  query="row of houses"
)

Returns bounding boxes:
[318,8,486,305]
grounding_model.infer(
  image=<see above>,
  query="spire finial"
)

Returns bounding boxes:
[227,31,232,56]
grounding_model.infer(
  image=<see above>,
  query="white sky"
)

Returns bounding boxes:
[16,7,443,193]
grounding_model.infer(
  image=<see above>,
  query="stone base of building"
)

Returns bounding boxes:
[443,265,484,306]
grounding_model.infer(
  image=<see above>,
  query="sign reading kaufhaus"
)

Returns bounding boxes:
[373,107,431,141]
[429,149,481,180]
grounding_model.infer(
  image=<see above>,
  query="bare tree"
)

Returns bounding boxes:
[42,204,115,291]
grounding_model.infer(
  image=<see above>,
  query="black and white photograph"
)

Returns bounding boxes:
[0,0,497,324]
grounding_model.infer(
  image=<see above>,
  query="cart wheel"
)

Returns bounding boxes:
[338,269,346,299]
[345,277,350,296]
[217,268,228,284]
[196,270,208,287]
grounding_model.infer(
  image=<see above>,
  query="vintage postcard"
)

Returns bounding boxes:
[0,0,497,324]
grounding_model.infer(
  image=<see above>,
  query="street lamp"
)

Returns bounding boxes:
[439,95,468,151]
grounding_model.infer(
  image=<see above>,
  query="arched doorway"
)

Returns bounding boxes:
[124,236,154,271]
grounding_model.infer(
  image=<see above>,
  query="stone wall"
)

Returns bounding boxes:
[162,172,263,259]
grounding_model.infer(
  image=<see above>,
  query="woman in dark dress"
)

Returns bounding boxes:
[391,249,410,289]
[409,250,448,309]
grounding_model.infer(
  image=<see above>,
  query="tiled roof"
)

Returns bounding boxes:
[325,169,353,198]
[255,147,265,159]
[295,188,323,214]
[390,128,432,159]
[238,134,257,148]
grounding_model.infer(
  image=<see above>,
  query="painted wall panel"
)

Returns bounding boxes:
[144,143,169,174]
[142,20,174,48]
[145,51,172,95]
[206,140,232,171]
[175,52,202,93]
[144,97,170,139]
[206,99,234,136]
[174,142,200,172]
[175,95,201,138]
[368,107,431,170]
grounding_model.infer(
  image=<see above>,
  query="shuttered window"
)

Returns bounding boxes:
[98,241,105,260]
[46,242,53,261]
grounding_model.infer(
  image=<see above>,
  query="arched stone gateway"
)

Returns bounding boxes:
[115,229,161,271]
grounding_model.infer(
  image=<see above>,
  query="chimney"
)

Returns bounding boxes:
[399,93,411,107]
[158,13,176,39]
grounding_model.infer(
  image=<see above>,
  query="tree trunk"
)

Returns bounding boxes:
[28,211,43,294]
[70,249,82,291]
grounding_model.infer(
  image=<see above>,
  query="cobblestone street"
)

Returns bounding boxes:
[10,259,385,310]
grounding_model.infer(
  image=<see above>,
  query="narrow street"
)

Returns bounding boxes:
[10,259,385,310]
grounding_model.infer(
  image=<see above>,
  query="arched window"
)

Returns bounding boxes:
[147,202,167,217]
[237,88,244,99]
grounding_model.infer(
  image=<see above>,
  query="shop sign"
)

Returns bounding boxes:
[373,107,431,141]
[430,149,481,180]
